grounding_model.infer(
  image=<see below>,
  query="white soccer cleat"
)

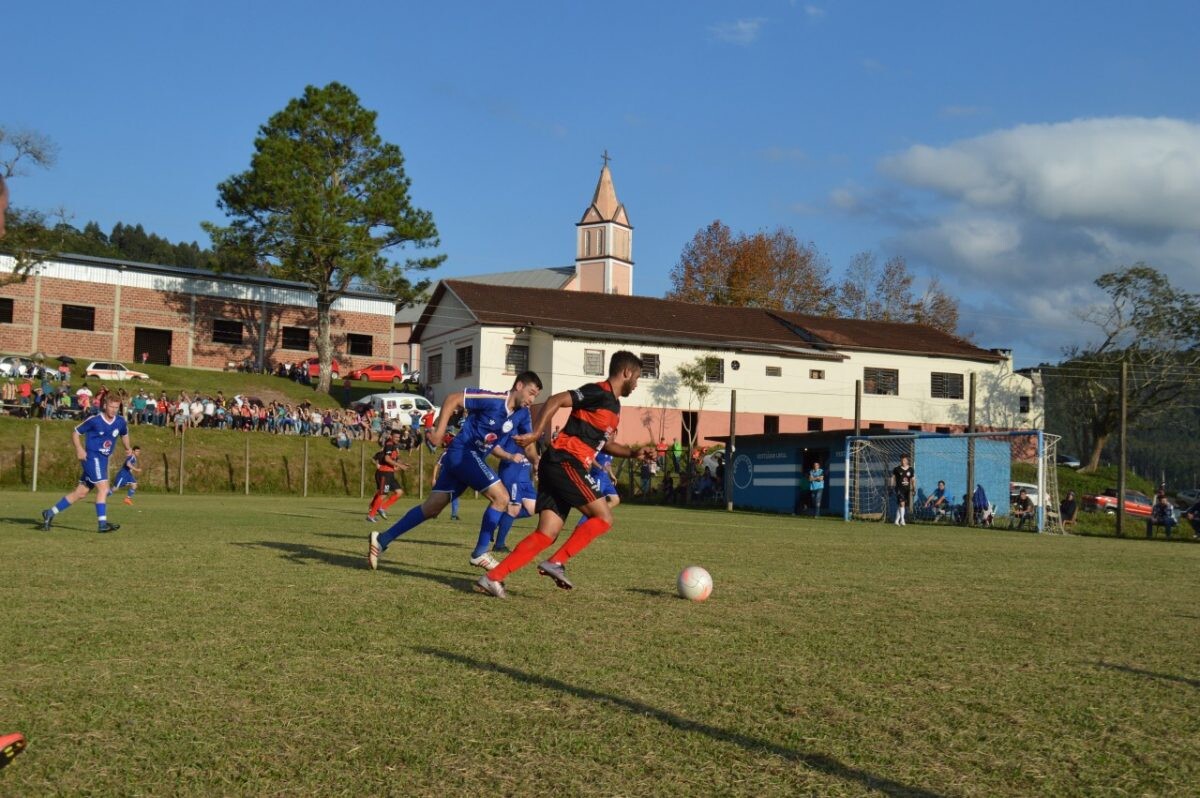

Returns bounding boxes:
[474,573,507,598]
[368,531,381,570]
[469,551,500,570]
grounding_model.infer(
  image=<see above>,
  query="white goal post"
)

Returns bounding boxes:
[842,431,1063,533]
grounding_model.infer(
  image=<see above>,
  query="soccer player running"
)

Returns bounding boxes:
[41,395,134,533]
[476,351,654,598]
[112,445,142,504]
[366,428,409,523]
[368,372,543,571]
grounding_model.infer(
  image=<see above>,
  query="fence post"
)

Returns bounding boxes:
[419,441,424,500]
[32,425,40,492]
[359,439,365,499]
[303,437,309,498]
[244,436,250,495]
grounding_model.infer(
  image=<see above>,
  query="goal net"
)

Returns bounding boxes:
[843,431,1063,533]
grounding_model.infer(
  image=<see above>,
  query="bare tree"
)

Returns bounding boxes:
[0,126,61,284]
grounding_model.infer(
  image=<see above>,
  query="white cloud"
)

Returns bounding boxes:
[861,117,1200,363]
[804,5,826,19]
[709,18,766,46]
[881,117,1200,233]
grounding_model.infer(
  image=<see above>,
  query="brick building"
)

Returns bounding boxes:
[0,253,395,371]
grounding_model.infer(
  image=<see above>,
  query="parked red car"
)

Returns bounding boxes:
[348,363,410,383]
[300,358,340,378]
[1082,488,1153,518]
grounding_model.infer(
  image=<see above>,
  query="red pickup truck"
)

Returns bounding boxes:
[1082,488,1153,517]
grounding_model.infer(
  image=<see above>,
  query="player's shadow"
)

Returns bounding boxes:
[232,541,476,593]
[1090,661,1200,690]
[312,531,461,548]
[419,647,944,798]
[625,587,674,599]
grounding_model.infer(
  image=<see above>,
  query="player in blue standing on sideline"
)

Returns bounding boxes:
[40,394,134,533]
[368,371,543,571]
[112,445,142,505]
[489,427,540,554]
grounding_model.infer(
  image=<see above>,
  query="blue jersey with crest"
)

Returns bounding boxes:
[451,389,531,456]
[75,413,129,460]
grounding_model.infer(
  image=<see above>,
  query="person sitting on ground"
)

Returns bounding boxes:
[1146,494,1178,539]
[693,467,716,501]
[1059,490,1078,528]
[924,480,950,520]
[1010,488,1035,530]
[661,474,677,504]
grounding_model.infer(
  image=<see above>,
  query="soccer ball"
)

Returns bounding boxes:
[677,566,713,602]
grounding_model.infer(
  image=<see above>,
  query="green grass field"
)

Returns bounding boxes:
[2,494,1198,796]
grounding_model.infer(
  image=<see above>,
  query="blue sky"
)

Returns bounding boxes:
[5,1,1199,366]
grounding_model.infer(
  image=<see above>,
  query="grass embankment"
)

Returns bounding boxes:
[1013,462,1165,537]
[32,357,420,409]
[1,498,1197,796]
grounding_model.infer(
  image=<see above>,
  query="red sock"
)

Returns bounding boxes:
[382,492,401,510]
[487,530,553,582]
[548,517,611,566]
[368,493,384,516]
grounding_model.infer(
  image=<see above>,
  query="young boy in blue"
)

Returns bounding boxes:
[368,372,542,572]
[112,445,142,504]
[41,395,133,533]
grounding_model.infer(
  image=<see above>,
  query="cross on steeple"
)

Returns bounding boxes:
[601,150,612,167]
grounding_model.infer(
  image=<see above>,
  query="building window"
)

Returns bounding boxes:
[1019,395,1031,414]
[763,415,780,435]
[347,334,373,357]
[427,354,443,385]
[211,319,244,345]
[62,304,96,331]
[868,422,885,431]
[455,346,473,378]
[584,349,605,375]
[809,369,824,380]
[930,372,964,399]
[807,417,824,431]
[705,357,724,383]
[640,353,660,379]
[765,365,782,377]
[281,326,311,351]
[505,344,529,374]
[863,367,898,396]
[908,424,922,431]
[936,426,951,434]
[0,297,12,324]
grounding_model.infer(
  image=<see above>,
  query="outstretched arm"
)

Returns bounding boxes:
[426,392,465,448]
[513,390,574,447]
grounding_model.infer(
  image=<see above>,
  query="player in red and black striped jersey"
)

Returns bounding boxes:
[477,351,656,598]
[366,428,408,522]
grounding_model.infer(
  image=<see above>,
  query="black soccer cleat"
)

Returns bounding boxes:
[40,510,54,531]
[98,522,121,534]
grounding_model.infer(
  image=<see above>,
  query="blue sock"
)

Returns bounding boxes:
[472,506,505,558]
[96,503,107,526]
[377,505,427,550]
[451,497,459,516]
[53,498,71,514]
[494,512,517,548]
[127,487,136,498]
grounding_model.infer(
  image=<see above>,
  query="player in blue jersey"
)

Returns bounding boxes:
[40,394,133,533]
[368,371,543,571]
[488,424,540,554]
[112,445,142,505]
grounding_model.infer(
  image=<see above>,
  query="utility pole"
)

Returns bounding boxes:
[1116,360,1127,536]
[726,390,736,512]
[966,373,977,526]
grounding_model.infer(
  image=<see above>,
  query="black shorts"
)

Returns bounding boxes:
[535,454,602,520]
[374,471,400,494]
[896,487,911,504]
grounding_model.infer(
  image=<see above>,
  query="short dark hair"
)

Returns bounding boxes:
[513,371,543,390]
[608,350,643,377]
[132,445,141,451]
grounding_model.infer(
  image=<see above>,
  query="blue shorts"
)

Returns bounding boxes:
[595,471,617,497]
[432,447,500,498]
[79,456,111,488]
[112,469,136,489]
[498,460,535,505]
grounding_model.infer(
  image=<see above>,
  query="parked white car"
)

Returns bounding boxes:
[85,361,150,381]
[357,392,438,424]
[0,356,37,377]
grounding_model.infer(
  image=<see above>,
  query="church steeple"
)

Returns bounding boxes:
[575,153,633,295]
